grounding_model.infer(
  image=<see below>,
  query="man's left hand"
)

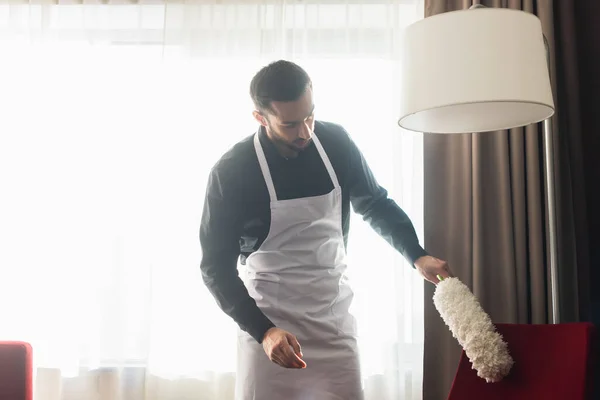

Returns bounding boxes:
[414,255,453,285]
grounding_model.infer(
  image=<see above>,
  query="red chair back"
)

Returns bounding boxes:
[0,341,33,400]
[447,323,596,400]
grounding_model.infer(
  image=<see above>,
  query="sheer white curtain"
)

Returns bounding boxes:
[0,1,425,399]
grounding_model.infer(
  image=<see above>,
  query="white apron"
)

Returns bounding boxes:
[235,132,363,400]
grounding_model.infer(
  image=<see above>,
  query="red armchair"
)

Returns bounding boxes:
[0,341,33,400]
[447,323,596,400]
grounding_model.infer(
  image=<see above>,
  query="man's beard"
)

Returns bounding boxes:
[268,127,313,158]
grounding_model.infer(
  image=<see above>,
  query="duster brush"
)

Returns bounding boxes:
[433,276,514,383]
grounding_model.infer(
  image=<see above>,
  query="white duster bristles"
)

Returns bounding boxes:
[433,277,514,383]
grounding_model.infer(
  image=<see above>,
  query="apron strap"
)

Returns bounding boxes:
[311,133,340,190]
[253,129,342,203]
[254,132,278,202]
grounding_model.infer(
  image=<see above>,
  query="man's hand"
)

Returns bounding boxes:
[414,255,453,284]
[262,327,307,369]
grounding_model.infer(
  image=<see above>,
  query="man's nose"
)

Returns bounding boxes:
[298,122,311,140]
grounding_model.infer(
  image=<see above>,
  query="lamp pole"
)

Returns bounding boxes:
[544,117,560,324]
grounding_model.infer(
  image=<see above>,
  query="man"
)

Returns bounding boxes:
[200,60,452,399]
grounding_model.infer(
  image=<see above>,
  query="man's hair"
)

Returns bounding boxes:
[250,60,311,113]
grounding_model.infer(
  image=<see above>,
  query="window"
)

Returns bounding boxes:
[0,2,425,398]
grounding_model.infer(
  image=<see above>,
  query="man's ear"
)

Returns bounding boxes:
[252,111,268,127]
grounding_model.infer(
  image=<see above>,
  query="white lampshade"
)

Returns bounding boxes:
[397,8,555,134]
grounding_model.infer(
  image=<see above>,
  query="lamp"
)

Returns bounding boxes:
[398,7,559,323]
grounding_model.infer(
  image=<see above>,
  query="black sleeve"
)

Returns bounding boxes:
[199,166,275,343]
[346,130,428,266]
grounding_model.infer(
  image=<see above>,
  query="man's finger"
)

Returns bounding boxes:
[280,342,305,369]
[292,348,307,368]
[287,334,303,358]
[271,353,285,367]
[425,272,438,283]
[273,343,293,368]
[283,336,306,368]
[437,264,452,278]
[418,269,436,284]
[283,344,304,368]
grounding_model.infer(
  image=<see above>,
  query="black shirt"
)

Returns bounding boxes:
[199,121,427,343]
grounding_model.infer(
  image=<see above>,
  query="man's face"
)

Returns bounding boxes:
[254,86,315,156]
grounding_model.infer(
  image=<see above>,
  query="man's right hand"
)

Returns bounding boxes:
[262,327,307,369]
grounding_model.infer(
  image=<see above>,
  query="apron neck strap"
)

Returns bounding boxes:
[253,130,341,203]
[311,133,340,190]
[253,132,278,202]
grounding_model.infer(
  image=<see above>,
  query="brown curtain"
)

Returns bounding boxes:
[422,1,591,399]
[559,1,600,396]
